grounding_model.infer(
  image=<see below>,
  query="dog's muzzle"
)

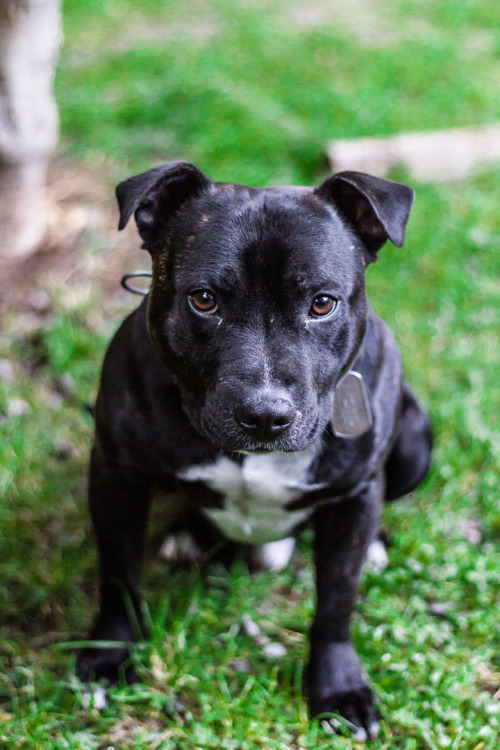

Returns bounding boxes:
[234,390,296,442]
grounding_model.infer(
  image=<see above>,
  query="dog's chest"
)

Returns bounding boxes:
[178,446,319,545]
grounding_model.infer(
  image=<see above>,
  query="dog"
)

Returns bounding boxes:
[76,161,432,740]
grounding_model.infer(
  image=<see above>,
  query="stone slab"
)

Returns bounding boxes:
[328,125,500,181]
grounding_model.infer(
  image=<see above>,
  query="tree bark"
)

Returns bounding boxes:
[0,0,61,258]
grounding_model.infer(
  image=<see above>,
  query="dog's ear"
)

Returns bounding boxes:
[315,171,415,258]
[116,161,209,248]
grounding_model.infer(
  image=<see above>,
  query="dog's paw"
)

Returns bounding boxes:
[76,642,135,685]
[317,686,380,742]
[76,616,137,685]
[251,537,296,571]
[81,684,108,710]
[364,538,389,571]
[158,531,204,564]
[309,641,379,741]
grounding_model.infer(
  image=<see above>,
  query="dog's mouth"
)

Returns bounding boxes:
[235,445,291,455]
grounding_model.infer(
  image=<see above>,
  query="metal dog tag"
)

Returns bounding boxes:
[331,370,373,438]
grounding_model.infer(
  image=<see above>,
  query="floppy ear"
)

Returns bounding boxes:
[116,160,210,249]
[315,171,415,258]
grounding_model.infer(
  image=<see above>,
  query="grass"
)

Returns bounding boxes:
[1,0,499,747]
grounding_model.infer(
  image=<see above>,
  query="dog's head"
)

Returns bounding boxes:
[116,161,414,453]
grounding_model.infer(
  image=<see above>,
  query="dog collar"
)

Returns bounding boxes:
[331,371,373,438]
[121,270,152,295]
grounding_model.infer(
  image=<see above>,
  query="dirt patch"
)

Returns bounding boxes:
[0,157,149,327]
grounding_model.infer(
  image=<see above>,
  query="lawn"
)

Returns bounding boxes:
[0,1,499,748]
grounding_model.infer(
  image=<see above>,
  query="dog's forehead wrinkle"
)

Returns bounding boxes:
[177,190,358,284]
[212,181,310,201]
[178,255,243,289]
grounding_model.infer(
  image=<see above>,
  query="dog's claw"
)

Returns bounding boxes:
[321,715,379,742]
[314,680,380,742]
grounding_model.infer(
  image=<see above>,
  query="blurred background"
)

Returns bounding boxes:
[0,1,499,748]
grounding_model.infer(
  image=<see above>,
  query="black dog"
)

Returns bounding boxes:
[77,161,432,740]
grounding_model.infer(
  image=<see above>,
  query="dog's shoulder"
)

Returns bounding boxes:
[350,309,403,464]
[98,300,170,412]
[308,310,403,490]
[95,300,217,473]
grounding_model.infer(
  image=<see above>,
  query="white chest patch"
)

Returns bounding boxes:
[177,443,320,545]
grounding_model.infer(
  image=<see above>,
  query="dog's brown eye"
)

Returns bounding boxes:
[189,290,218,314]
[310,295,337,318]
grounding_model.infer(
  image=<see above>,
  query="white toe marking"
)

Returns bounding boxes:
[255,537,296,571]
[321,715,377,742]
[241,614,261,637]
[82,685,107,710]
[321,718,339,735]
[262,641,287,657]
[354,726,368,743]
[158,531,203,562]
[158,534,177,560]
[365,539,389,571]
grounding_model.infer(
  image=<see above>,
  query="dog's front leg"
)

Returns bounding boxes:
[309,478,383,741]
[76,448,152,683]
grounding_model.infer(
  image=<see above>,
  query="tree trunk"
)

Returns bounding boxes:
[0,0,61,258]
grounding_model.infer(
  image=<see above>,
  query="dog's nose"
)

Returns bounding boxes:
[235,393,295,441]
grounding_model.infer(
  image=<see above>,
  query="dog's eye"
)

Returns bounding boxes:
[189,290,218,314]
[309,295,338,318]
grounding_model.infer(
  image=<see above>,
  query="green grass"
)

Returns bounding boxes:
[1,0,499,747]
[58,0,500,183]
